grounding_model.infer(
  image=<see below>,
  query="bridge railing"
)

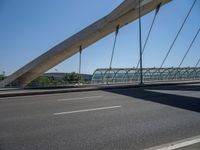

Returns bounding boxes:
[91,67,200,84]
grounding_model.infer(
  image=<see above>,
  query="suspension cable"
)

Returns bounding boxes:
[79,45,82,83]
[179,27,200,67]
[160,0,197,68]
[136,3,161,68]
[172,27,200,79]
[107,25,120,84]
[195,58,200,67]
[109,25,120,69]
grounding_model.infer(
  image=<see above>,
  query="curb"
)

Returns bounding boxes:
[0,81,199,98]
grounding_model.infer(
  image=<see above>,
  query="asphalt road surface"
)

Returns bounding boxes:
[0,83,200,150]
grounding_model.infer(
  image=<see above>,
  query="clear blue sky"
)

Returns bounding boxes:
[0,0,200,75]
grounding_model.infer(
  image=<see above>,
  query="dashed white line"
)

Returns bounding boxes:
[145,135,200,150]
[53,105,121,115]
[57,95,102,101]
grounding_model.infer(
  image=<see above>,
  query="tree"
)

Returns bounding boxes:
[28,75,66,87]
[0,75,5,81]
[28,72,82,87]
[64,72,80,84]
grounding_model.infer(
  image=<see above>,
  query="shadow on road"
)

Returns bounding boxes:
[146,84,200,91]
[105,84,200,113]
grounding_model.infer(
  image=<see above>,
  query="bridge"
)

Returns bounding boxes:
[1,1,200,149]
[1,0,199,88]
[0,0,172,88]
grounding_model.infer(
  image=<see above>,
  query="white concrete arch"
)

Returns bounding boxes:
[0,0,171,87]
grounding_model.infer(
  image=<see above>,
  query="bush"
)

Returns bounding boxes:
[28,72,83,87]
[64,72,80,84]
[28,76,62,87]
[0,75,5,81]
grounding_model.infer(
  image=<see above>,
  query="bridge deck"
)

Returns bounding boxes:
[0,82,200,149]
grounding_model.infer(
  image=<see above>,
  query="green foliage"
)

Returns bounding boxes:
[0,75,5,81]
[28,76,64,87]
[64,72,80,83]
[28,72,83,87]
[28,72,84,87]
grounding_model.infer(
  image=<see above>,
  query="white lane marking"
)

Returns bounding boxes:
[57,95,102,102]
[145,135,200,150]
[53,105,121,115]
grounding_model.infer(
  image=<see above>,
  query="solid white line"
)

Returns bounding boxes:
[53,105,121,115]
[57,95,102,101]
[145,135,200,150]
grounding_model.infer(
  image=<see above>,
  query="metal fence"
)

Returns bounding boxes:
[91,67,200,84]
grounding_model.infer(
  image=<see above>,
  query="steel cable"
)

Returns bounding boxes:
[195,58,200,67]
[179,27,200,67]
[160,0,197,68]
[79,45,82,83]
[136,3,161,68]
[109,25,120,69]
[107,25,120,84]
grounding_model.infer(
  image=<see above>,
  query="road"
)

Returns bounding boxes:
[0,83,200,150]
